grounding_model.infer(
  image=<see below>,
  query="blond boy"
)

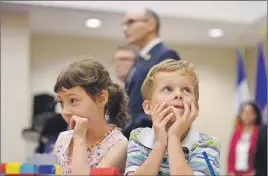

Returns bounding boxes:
[125,59,220,176]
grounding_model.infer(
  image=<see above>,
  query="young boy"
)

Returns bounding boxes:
[125,59,220,176]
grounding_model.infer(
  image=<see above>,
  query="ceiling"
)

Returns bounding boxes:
[2,1,267,47]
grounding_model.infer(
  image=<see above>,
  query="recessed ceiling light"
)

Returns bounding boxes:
[208,28,223,38]
[85,18,101,28]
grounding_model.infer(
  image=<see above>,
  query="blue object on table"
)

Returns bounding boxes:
[38,165,56,174]
[202,151,216,176]
[20,163,38,174]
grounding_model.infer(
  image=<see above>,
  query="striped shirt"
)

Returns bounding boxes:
[125,127,220,176]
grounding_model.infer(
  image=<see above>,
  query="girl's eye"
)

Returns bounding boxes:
[70,98,78,104]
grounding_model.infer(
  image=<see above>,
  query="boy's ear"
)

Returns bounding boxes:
[196,102,199,111]
[195,102,199,117]
[142,100,152,116]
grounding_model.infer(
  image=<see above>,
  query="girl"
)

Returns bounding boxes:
[53,58,129,175]
[227,101,262,175]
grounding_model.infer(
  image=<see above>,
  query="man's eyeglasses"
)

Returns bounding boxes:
[122,18,148,26]
[114,58,135,62]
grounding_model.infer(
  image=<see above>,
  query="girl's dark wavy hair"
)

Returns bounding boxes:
[54,58,129,128]
[238,101,262,126]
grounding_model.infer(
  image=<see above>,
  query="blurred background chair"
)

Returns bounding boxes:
[22,94,67,154]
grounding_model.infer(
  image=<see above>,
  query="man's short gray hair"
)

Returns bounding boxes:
[116,45,140,63]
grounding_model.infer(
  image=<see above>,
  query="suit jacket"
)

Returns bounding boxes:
[254,125,267,176]
[122,42,180,139]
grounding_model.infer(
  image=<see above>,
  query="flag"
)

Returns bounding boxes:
[254,42,267,124]
[235,49,251,116]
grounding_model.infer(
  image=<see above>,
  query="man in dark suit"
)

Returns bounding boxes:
[254,124,267,176]
[121,8,180,138]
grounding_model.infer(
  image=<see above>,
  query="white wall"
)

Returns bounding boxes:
[1,11,32,162]
[30,34,256,174]
[30,35,120,94]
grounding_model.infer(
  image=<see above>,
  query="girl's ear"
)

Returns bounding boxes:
[142,100,152,117]
[98,90,109,107]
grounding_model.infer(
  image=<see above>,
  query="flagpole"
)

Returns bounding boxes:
[258,26,267,59]
[255,27,267,124]
[237,36,246,59]
[258,26,267,93]
[234,36,251,127]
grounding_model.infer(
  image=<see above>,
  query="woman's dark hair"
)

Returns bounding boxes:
[238,101,262,126]
[53,58,129,128]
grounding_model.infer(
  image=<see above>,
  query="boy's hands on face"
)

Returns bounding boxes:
[70,115,90,139]
[150,102,174,146]
[168,101,198,140]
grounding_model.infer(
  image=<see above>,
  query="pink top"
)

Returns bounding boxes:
[53,127,127,175]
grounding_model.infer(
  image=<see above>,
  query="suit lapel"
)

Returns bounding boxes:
[124,42,163,91]
[124,56,144,94]
[146,42,163,60]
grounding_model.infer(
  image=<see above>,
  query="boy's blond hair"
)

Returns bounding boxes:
[141,59,199,101]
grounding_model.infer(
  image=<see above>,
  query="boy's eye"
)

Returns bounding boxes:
[183,87,191,93]
[163,86,172,92]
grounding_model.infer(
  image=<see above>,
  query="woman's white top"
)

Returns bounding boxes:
[235,132,251,171]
